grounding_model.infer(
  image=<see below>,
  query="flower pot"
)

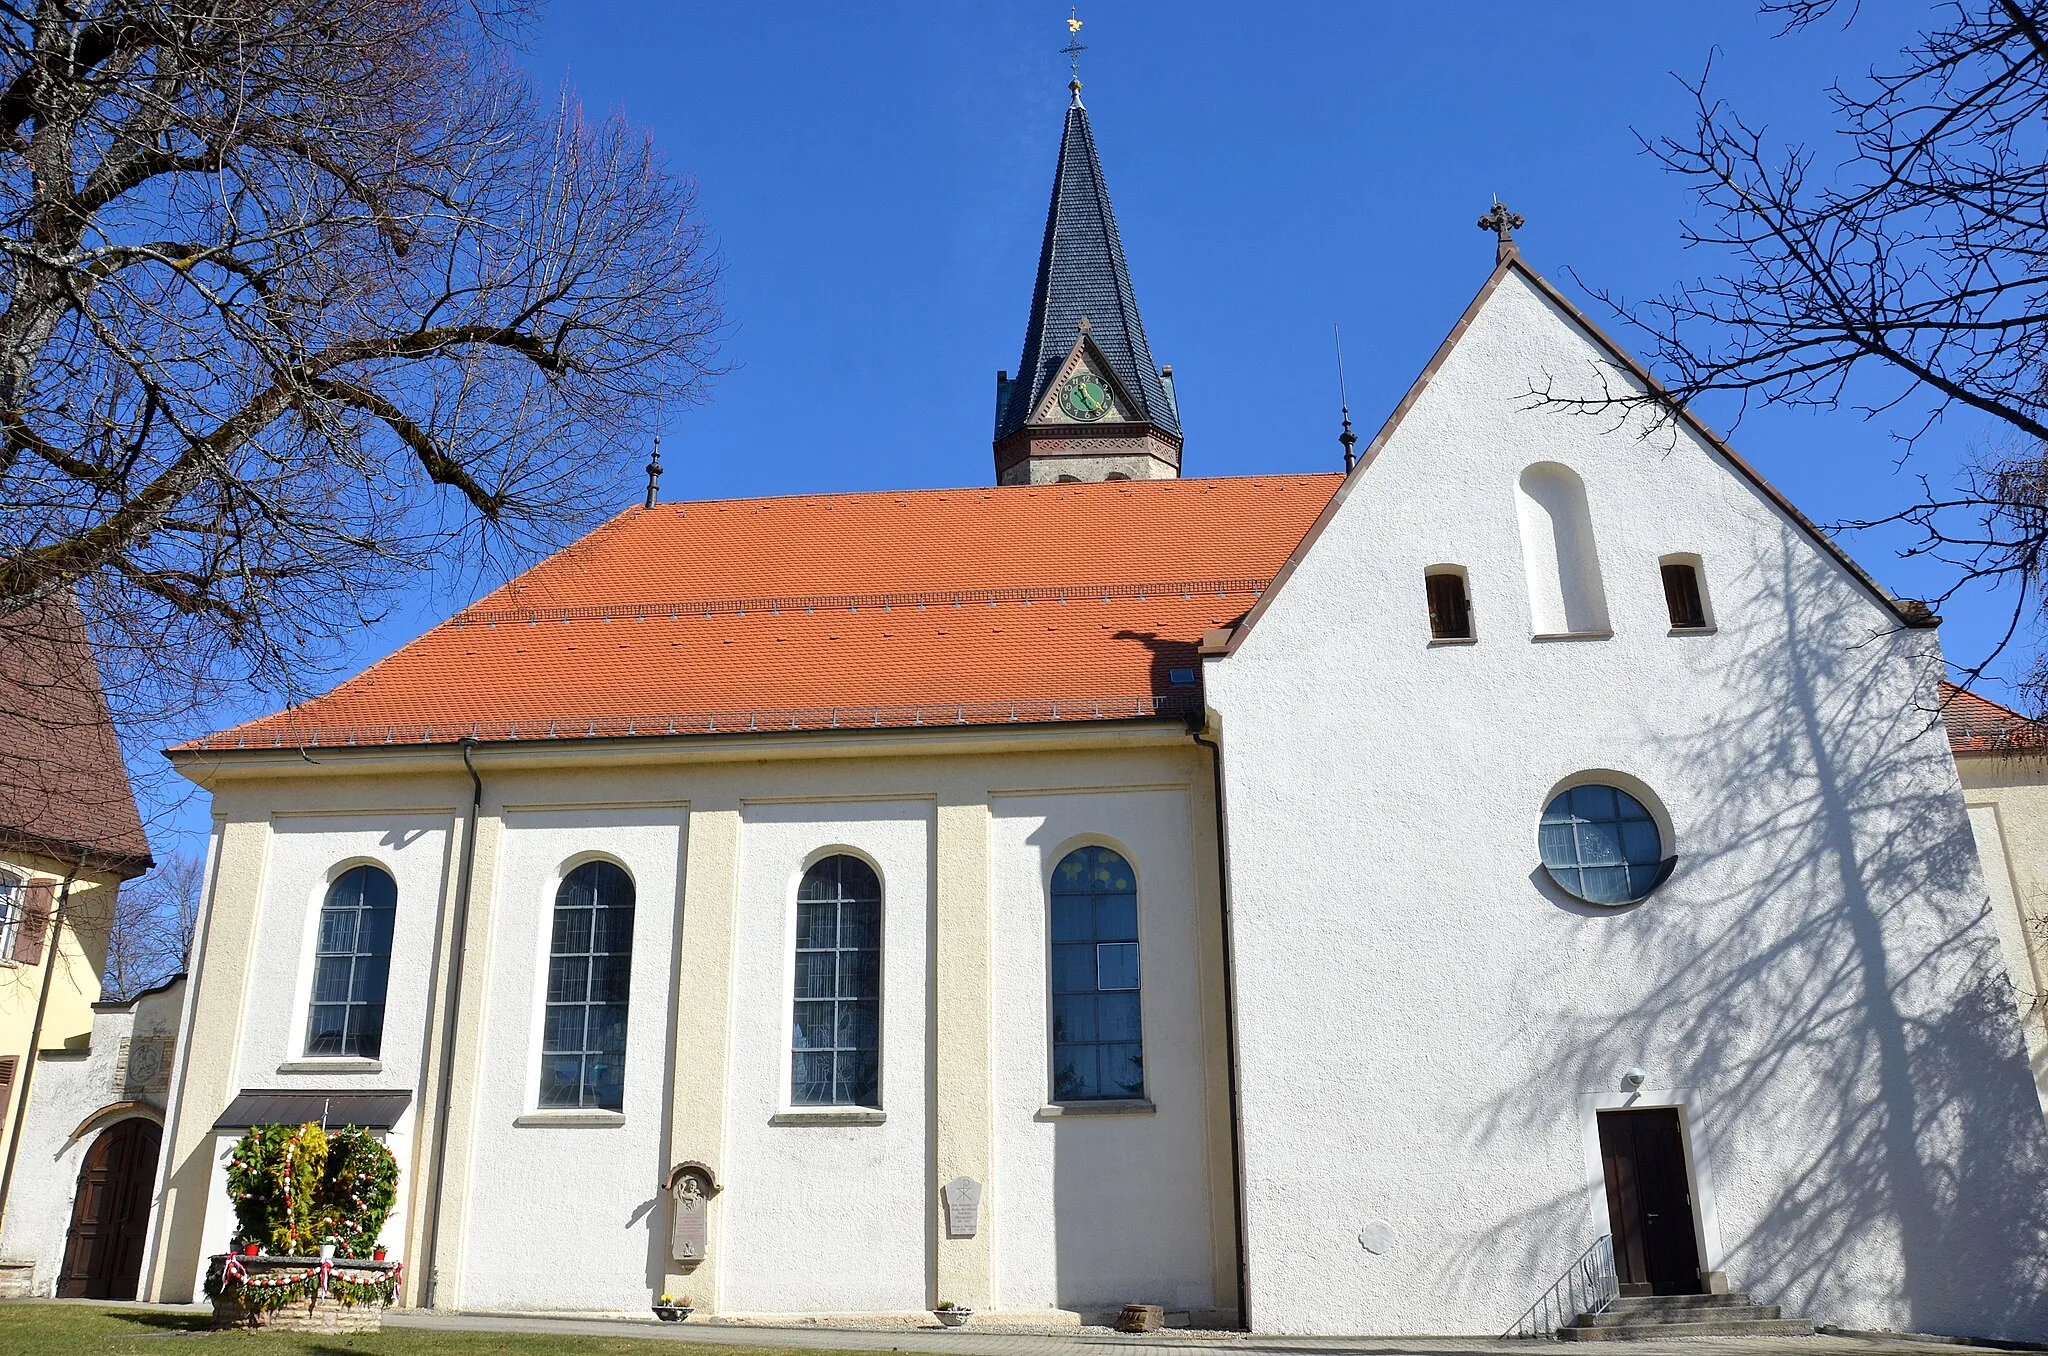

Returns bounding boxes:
[372,1248,387,1262]
[319,1243,336,1260]
[652,1305,687,1322]
[241,1244,259,1258]
[935,1309,973,1327]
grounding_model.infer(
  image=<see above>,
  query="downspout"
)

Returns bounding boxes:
[1189,718,1252,1332]
[420,737,483,1309]
[0,848,87,1234]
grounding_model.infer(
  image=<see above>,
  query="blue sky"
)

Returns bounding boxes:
[146,2,1997,852]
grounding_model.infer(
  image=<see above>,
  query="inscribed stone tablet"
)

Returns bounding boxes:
[943,1176,982,1239]
[671,1169,712,1262]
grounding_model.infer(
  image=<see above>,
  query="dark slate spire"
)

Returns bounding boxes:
[998,88,1178,445]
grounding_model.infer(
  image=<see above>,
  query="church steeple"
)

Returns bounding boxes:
[993,83,1181,485]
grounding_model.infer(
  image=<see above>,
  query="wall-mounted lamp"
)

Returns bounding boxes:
[1623,1067,1647,1090]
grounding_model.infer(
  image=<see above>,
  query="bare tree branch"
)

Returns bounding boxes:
[0,0,722,793]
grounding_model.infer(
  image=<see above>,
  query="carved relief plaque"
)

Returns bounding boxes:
[943,1176,982,1239]
[666,1163,719,1266]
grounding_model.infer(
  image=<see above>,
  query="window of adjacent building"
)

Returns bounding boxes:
[1660,555,1710,630]
[1538,783,1673,906]
[305,864,397,1059]
[1516,462,1610,635]
[0,872,20,959]
[1051,845,1145,1102]
[540,860,636,1111]
[792,854,882,1107]
[1426,568,1473,640]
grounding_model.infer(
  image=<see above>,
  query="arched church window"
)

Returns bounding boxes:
[1050,845,1144,1101]
[306,864,397,1059]
[1538,784,1674,905]
[1516,463,1610,635]
[540,860,636,1110]
[792,854,882,1107]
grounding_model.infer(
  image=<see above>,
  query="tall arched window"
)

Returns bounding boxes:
[792,855,882,1107]
[1516,462,1610,635]
[541,860,636,1110]
[306,865,397,1059]
[1050,846,1144,1101]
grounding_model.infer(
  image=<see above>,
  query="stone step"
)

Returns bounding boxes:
[1605,1293,1756,1310]
[1559,1316,1815,1342]
[1575,1304,1781,1327]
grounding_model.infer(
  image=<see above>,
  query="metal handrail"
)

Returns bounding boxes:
[1503,1234,1618,1340]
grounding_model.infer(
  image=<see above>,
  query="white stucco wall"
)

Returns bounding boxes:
[1205,267,2048,1339]
[455,803,685,1313]
[234,812,451,1091]
[0,979,181,1294]
[158,812,448,1301]
[718,799,932,1316]
[989,788,1220,1320]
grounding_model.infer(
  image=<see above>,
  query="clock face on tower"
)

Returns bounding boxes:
[1058,371,1112,421]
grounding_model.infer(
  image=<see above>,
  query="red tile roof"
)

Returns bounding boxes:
[184,475,1344,751]
[1941,681,2047,755]
[0,593,152,875]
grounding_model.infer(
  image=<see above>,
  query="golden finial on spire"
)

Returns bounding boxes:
[1062,6,1088,99]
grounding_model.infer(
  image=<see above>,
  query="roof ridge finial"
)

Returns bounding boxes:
[1062,7,1087,104]
[1335,323,1357,473]
[644,431,663,510]
[1477,198,1525,264]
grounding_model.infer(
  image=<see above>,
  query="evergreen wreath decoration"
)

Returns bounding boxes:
[224,1122,397,1257]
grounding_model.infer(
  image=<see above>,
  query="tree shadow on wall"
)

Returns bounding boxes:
[1449,536,2048,1340]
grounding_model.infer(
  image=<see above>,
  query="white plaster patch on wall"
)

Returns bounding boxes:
[1206,268,2048,1338]
[718,799,932,1315]
[988,788,1216,1319]
[458,803,685,1313]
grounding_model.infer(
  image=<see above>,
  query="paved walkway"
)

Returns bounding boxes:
[383,1310,2030,1356]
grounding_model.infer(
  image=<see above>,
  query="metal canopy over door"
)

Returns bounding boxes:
[58,1117,161,1299]
[1597,1107,1704,1297]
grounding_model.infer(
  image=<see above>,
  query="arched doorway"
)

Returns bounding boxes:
[58,1117,161,1299]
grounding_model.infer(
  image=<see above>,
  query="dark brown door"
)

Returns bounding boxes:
[1598,1107,1703,1297]
[58,1118,161,1299]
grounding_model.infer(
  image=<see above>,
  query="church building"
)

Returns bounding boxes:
[138,75,2048,1338]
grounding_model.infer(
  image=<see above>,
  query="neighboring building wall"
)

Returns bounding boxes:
[0,858,121,1180]
[0,977,181,1293]
[1953,755,2048,1118]
[1204,267,2048,1339]
[147,736,1236,1324]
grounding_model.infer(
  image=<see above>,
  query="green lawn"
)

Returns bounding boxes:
[0,1303,869,1356]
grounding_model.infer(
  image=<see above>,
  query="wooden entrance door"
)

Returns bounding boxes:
[1597,1107,1703,1297]
[58,1117,161,1299]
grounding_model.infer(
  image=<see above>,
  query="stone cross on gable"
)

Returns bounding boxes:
[1477,200,1526,262]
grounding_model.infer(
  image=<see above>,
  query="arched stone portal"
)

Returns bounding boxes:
[58,1117,160,1299]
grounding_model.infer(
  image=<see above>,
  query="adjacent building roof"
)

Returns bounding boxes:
[1941,681,2046,755]
[181,476,1343,752]
[997,90,1177,441]
[0,592,151,877]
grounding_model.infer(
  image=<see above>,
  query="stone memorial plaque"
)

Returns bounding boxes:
[943,1176,982,1239]
[668,1164,717,1265]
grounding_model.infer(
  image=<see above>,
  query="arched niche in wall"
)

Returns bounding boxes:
[1515,461,1610,636]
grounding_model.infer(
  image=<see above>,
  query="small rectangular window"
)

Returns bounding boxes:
[1661,562,1708,629]
[1426,572,1472,640]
